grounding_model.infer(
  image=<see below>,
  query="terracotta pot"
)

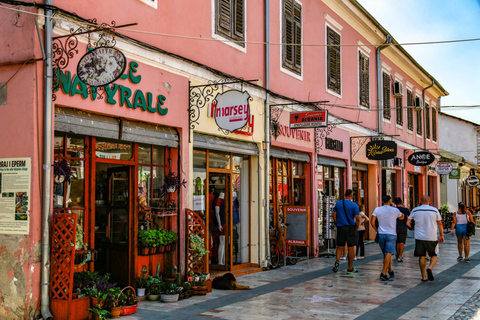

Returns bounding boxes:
[139,247,149,256]
[91,297,104,308]
[158,245,165,253]
[206,279,212,293]
[110,306,122,318]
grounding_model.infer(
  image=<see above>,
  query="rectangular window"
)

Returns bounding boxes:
[138,0,157,9]
[432,107,437,141]
[358,51,369,108]
[282,0,302,75]
[382,72,391,120]
[425,103,430,139]
[215,0,245,47]
[327,26,341,94]
[415,97,422,135]
[407,89,414,131]
[395,96,403,126]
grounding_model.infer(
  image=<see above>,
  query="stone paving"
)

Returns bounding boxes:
[123,234,480,320]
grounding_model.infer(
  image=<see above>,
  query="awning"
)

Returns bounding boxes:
[270,148,311,163]
[55,107,179,147]
[193,133,259,156]
[317,155,346,168]
[352,162,368,171]
[438,149,464,163]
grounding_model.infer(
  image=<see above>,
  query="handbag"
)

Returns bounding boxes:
[467,221,476,237]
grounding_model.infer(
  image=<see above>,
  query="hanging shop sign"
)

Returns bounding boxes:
[467,175,480,187]
[408,151,435,166]
[0,158,31,235]
[290,110,328,128]
[449,168,460,179]
[365,141,397,160]
[214,90,251,132]
[77,47,127,87]
[435,162,453,175]
[325,138,343,152]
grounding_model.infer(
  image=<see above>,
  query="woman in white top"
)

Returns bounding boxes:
[356,204,370,259]
[451,202,474,262]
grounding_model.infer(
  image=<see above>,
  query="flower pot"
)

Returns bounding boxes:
[206,279,212,293]
[147,294,160,301]
[110,306,122,318]
[139,247,149,256]
[158,245,165,253]
[91,297,105,308]
[137,288,146,297]
[160,293,179,303]
[166,186,176,193]
[148,247,156,255]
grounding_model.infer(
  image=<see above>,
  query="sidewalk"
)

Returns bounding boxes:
[123,234,480,320]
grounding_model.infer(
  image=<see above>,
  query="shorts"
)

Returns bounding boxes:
[414,239,438,257]
[396,231,408,244]
[336,225,358,247]
[378,234,396,254]
[455,224,468,238]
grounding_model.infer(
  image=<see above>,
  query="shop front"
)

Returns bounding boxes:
[52,51,189,289]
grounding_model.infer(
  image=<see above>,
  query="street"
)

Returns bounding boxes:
[124,234,480,320]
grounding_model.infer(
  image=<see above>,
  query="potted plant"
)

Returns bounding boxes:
[85,274,115,307]
[165,230,177,251]
[162,171,187,195]
[135,273,148,297]
[189,233,209,263]
[105,287,122,318]
[118,286,138,316]
[88,304,109,320]
[138,229,157,255]
[53,158,73,184]
[146,276,162,301]
[160,282,182,303]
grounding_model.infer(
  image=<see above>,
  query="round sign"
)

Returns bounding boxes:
[214,90,251,132]
[408,151,435,166]
[77,47,127,87]
[467,175,480,187]
[435,162,453,175]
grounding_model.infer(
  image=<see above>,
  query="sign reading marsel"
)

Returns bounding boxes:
[77,47,127,87]
[214,90,250,132]
[435,162,453,175]
[366,141,397,160]
[408,151,435,166]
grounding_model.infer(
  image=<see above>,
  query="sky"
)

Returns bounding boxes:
[357,0,480,125]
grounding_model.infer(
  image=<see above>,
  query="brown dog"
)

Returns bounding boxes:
[212,273,251,290]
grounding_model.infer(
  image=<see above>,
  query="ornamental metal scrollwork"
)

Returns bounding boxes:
[315,119,338,152]
[270,106,285,140]
[350,136,370,162]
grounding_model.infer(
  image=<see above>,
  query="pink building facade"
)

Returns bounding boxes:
[0,0,447,318]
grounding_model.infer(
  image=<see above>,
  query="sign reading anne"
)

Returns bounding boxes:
[366,141,397,160]
[408,151,435,166]
[77,47,126,87]
[214,90,250,132]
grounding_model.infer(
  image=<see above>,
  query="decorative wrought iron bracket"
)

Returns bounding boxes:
[188,79,257,142]
[270,105,286,140]
[350,136,371,163]
[315,119,338,152]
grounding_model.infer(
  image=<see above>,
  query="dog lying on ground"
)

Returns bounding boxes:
[212,273,251,290]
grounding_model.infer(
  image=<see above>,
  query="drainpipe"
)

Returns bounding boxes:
[263,0,271,266]
[376,35,391,206]
[423,80,434,195]
[41,1,54,319]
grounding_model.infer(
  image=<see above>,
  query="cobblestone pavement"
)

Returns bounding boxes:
[124,233,480,320]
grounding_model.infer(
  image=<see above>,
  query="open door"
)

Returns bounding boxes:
[94,164,131,286]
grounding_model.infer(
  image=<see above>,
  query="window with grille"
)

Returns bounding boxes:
[327,26,341,94]
[382,72,391,120]
[282,0,302,75]
[432,107,437,141]
[396,96,403,126]
[407,89,414,131]
[425,103,430,139]
[359,51,369,108]
[415,97,422,135]
[215,0,245,47]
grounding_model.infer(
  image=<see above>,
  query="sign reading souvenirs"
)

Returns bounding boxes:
[366,141,397,160]
[77,47,127,87]
[435,162,453,175]
[214,90,251,132]
[467,175,480,187]
[407,151,435,166]
[57,61,169,116]
[290,110,328,128]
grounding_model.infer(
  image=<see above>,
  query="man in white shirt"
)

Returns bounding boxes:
[370,195,404,281]
[407,195,444,282]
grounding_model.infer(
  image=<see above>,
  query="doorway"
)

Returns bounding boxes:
[94,163,132,286]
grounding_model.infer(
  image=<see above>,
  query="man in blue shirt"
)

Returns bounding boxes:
[332,189,360,274]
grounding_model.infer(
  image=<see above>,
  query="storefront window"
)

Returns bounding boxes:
[209,151,231,169]
[95,137,132,160]
[138,145,166,207]
[192,149,207,218]
[232,155,250,265]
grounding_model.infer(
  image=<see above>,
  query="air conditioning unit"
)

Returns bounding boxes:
[393,81,404,97]
[415,97,423,110]
[381,159,394,169]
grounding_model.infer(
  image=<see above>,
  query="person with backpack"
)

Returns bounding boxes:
[332,189,360,274]
[450,202,475,263]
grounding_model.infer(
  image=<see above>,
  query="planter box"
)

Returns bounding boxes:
[51,297,90,320]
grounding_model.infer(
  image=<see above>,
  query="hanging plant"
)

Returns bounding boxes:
[53,159,73,184]
[162,172,187,196]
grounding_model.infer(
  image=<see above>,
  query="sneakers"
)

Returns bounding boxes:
[388,270,395,278]
[347,268,359,274]
[457,256,463,262]
[358,256,365,260]
[333,260,340,273]
[465,258,471,263]
[380,273,390,281]
[397,257,403,262]
[340,256,346,260]
[353,257,357,261]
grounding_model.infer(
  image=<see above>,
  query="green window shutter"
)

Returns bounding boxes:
[383,72,391,120]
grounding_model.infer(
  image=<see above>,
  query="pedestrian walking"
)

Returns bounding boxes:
[394,197,410,262]
[370,195,405,281]
[450,202,474,262]
[332,189,360,274]
[407,195,445,282]
[356,204,369,260]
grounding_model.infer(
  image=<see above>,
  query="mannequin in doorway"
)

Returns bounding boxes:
[215,191,226,265]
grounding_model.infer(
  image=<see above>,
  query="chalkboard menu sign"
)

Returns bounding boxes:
[285,206,310,246]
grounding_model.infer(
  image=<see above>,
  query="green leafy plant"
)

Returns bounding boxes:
[162,282,183,295]
[441,204,449,219]
[138,229,157,248]
[165,230,177,245]
[189,233,209,263]
[183,282,191,291]
[136,274,148,289]
[118,290,138,306]
[105,287,122,308]
[146,276,162,295]
[88,304,109,320]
